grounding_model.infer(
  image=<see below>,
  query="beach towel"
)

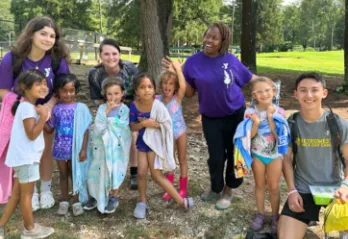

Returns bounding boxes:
[87,103,132,213]
[72,103,92,203]
[143,99,176,172]
[233,113,290,178]
[0,92,21,203]
[233,118,253,178]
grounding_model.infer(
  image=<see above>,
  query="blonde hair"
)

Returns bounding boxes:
[158,71,179,94]
[250,76,277,93]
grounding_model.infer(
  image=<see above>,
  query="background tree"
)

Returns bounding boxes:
[105,0,141,48]
[0,0,15,42]
[138,0,174,80]
[282,2,301,47]
[256,0,283,52]
[10,0,97,32]
[171,0,222,47]
[220,0,242,46]
[241,0,257,73]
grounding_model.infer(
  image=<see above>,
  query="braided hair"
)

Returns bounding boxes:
[11,69,46,115]
[204,22,231,55]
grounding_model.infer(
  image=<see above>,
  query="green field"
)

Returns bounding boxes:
[70,50,344,76]
[257,51,344,75]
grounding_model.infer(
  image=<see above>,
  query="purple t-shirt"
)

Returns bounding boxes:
[183,52,252,117]
[0,51,70,104]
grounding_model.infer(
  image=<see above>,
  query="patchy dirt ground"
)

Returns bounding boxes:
[1,65,347,239]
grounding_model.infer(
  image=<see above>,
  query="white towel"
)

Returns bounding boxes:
[143,99,176,172]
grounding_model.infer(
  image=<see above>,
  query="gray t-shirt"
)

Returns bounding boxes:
[291,111,348,193]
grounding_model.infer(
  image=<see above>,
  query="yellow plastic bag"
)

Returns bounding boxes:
[324,199,348,232]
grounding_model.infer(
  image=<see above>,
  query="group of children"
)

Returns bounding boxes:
[0,57,291,238]
[0,58,195,238]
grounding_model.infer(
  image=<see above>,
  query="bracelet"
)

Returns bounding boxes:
[287,189,298,196]
[341,180,348,187]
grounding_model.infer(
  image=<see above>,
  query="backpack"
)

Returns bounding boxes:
[245,228,278,239]
[288,105,346,169]
[11,51,61,80]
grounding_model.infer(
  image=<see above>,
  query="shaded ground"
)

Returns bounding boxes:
[1,65,347,239]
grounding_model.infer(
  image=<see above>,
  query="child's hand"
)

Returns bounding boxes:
[161,56,176,74]
[105,101,118,114]
[267,105,276,118]
[248,113,260,125]
[141,118,160,128]
[36,105,49,120]
[79,150,87,162]
[172,58,182,72]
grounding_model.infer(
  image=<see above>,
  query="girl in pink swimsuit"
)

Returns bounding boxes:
[159,57,188,200]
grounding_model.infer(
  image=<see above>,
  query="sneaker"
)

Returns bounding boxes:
[200,187,219,202]
[215,194,233,210]
[104,197,119,214]
[251,213,265,231]
[39,191,55,209]
[183,198,194,209]
[56,201,69,216]
[83,198,97,211]
[0,227,7,239]
[130,175,138,190]
[32,193,40,212]
[271,215,279,234]
[21,223,54,239]
[72,202,84,216]
[133,202,148,219]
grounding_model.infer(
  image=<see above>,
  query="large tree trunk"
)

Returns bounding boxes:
[241,0,257,73]
[345,0,348,84]
[138,0,173,82]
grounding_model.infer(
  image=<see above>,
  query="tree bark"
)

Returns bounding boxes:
[345,0,348,84]
[241,0,257,73]
[138,0,173,82]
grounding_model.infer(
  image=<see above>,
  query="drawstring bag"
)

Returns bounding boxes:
[324,199,348,232]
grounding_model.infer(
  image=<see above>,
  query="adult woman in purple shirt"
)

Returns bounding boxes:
[183,22,256,210]
[0,16,70,209]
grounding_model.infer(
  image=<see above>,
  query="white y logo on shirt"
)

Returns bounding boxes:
[44,68,51,77]
[222,63,234,88]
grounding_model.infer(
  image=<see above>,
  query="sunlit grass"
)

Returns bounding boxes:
[69,50,344,76]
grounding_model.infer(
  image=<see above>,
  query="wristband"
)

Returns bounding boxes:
[287,189,298,196]
[341,180,348,187]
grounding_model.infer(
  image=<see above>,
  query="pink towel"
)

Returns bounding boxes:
[0,92,20,204]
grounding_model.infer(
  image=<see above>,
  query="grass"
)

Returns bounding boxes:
[70,50,345,76]
[257,51,344,75]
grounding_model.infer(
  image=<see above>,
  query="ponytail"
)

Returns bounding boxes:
[11,94,22,115]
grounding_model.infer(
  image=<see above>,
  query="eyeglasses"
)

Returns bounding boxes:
[252,87,273,96]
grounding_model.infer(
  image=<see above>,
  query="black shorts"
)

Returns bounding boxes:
[281,193,321,225]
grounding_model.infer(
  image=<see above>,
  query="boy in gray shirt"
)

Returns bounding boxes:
[278,73,348,239]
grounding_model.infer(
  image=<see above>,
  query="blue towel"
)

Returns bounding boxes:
[72,103,92,203]
[233,112,291,178]
[233,118,253,178]
[273,112,291,155]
